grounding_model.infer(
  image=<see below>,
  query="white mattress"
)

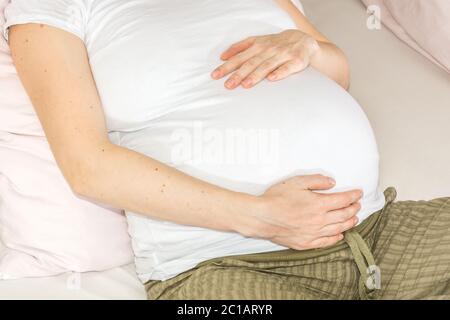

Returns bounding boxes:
[1,0,449,299]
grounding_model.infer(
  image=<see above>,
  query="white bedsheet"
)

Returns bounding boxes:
[1,0,449,300]
[0,227,144,299]
[0,265,145,299]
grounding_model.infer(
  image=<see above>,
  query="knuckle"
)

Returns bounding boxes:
[230,73,243,81]
[317,200,329,212]
[243,59,258,69]
[326,195,339,208]
[260,61,273,71]
[292,57,305,67]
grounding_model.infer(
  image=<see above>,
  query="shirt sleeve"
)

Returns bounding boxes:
[3,0,88,42]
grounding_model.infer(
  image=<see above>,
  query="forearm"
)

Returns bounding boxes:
[277,0,350,89]
[71,142,257,232]
[310,41,350,90]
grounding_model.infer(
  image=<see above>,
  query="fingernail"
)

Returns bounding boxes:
[225,80,236,89]
[242,79,253,87]
[268,74,277,81]
[212,70,220,79]
[354,190,363,200]
[328,178,336,185]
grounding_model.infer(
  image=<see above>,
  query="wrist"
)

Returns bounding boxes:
[226,191,267,238]
[308,38,324,65]
[309,41,350,90]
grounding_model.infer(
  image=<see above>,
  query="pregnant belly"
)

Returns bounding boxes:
[120,68,382,217]
[120,67,385,281]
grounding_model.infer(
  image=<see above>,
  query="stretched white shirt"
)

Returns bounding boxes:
[4,0,385,282]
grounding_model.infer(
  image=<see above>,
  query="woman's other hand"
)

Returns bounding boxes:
[211,29,320,90]
[235,174,362,250]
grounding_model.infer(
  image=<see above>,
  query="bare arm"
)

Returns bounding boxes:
[9,24,361,250]
[277,0,350,89]
[9,23,251,232]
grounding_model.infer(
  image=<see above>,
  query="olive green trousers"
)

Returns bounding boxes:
[146,188,450,300]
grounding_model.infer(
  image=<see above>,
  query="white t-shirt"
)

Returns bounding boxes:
[4,0,385,282]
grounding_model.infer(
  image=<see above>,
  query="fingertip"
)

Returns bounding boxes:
[356,189,364,199]
[224,81,237,90]
[220,53,229,61]
[211,70,220,79]
[350,189,364,202]
[318,174,335,186]
[328,177,336,186]
[241,78,253,88]
[267,73,278,81]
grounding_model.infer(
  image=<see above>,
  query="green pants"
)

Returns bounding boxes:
[146,188,450,300]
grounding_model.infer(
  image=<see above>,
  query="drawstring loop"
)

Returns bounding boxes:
[345,231,380,299]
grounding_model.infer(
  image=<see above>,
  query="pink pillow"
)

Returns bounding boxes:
[363,0,450,73]
[0,0,44,136]
[0,0,133,279]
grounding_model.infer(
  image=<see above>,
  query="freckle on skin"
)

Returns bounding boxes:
[154,168,159,171]
[40,24,44,28]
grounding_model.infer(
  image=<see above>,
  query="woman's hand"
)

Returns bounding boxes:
[235,174,362,250]
[211,29,320,90]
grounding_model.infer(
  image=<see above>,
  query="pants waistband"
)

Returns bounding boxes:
[196,188,397,299]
